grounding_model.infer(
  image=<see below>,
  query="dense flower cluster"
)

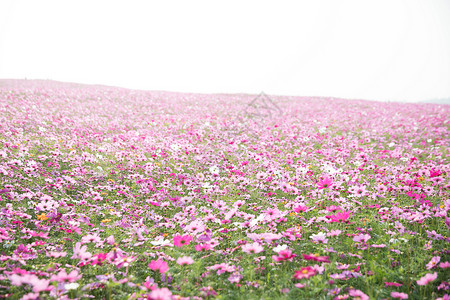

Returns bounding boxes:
[0,79,448,299]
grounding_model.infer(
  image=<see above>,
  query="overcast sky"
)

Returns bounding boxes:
[1,0,449,102]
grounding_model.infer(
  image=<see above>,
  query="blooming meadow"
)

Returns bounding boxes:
[0,79,449,299]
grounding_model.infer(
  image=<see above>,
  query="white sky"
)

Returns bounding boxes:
[1,0,449,102]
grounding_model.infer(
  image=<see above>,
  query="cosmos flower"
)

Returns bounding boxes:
[348,289,369,300]
[272,249,296,262]
[302,253,330,263]
[390,292,408,299]
[417,272,438,286]
[353,234,371,243]
[327,211,351,223]
[242,242,264,254]
[176,256,194,266]
[173,234,193,247]
[293,267,317,279]
[310,232,329,244]
[426,256,440,269]
[317,177,333,189]
[148,259,169,273]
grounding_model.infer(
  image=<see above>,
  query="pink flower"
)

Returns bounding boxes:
[391,292,409,299]
[228,272,243,283]
[148,259,169,273]
[20,292,40,300]
[310,232,329,244]
[348,289,369,300]
[293,205,308,213]
[334,295,349,300]
[114,254,137,268]
[173,234,193,247]
[302,253,330,263]
[272,249,296,262]
[47,251,67,258]
[294,283,306,288]
[176,256,194,266]
[30,278,53,293]
[327,230,342,237]
[385,282,403,287]
[241,242,264,254]
[426,256,441,269]
[318,177,333,189]
[50,269,82,282]
[91,253,108,266]
[416,272,437,285]
[71,242,92,260]
[439,261,450,268]
[149,287,172,300]
[353,234,371,243]
[293,267,317,279]
[195,243,211,252]
[327,211,351,223]
[106,235,115,245]
[9,274,25,286]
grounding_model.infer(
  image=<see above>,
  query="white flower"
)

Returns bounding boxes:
[65,283,79,290]
[150,238,171,246]
[273,244,288,253]
[3,240,14,248]
[202,182,212,189]
[38,126,46,132]
[297,166,308,174]
[249,214,265,227]
[209,165,220,175]
[170,144,180,151]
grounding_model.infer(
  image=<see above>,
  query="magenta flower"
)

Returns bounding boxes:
[272,249,296,262]
[173,234,193,247]
[195,243,211,252]
[293,205,308,213]
[416,272,437,285]
[317,177,333,189]
[302,253,330,263]
[385,282,403,287]
[148,259,169,273]
[327,211,351,223]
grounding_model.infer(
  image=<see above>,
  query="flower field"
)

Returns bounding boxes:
[0,79,449,299]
